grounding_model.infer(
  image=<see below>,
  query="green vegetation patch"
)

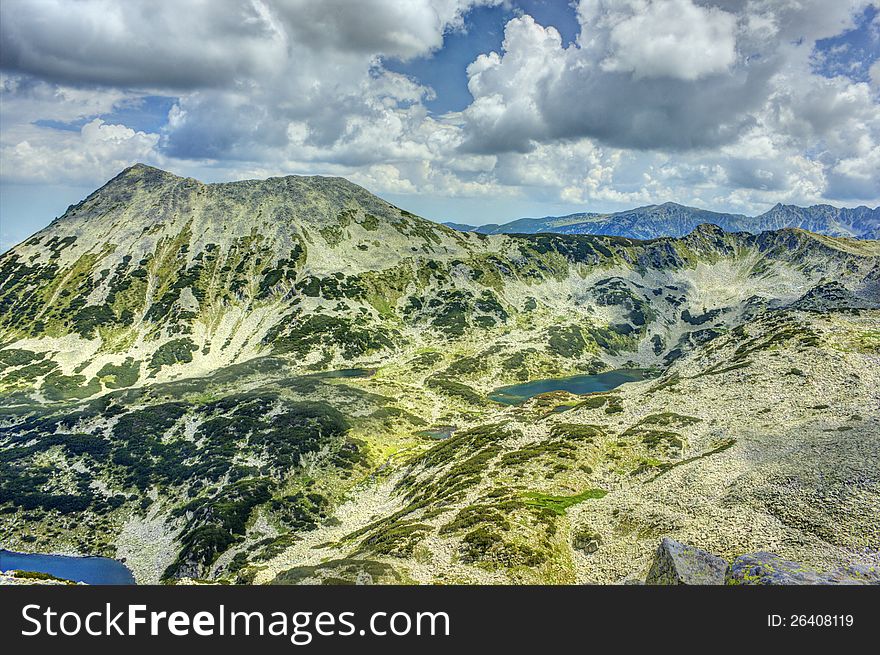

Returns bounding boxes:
[585,324,638,355]
[96,358,141,389]
[265,312,396,360]
[521,488,607,516]
[629,412,701,429]
[634,429,684,451]
[42,372,101,401]
[727,318,821,364]
[407,423,509,471]
[271,558,410,585]
[8,570,76,584]
[357,517,433,558]
[164,477,274,579]
[546,324,587,358]
[499,438,577,468]
[148,338,197,373]
[638,438,737,481]
[459,526,548,567]
[444,354,489,376]
[571,394,610,410]
[437,488,568,569]
[270,491,329,532]
[0,349,42,369]
[549,423,605,440]
[405,351,443,371]
[425,375,484,405]
[647,373,681,393]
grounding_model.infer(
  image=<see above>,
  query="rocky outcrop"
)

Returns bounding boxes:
[645,540,880,586]
[0,570,79,585]
[645,538,728,585]
[790,281,874,311]
[726,553,880,586]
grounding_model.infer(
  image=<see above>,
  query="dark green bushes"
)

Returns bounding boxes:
[425,375,484,405]
[163,477,274,579]
[547,325,587,358]
[148,338,197,372]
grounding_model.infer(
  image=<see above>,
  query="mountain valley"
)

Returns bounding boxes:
[1,165,878,584]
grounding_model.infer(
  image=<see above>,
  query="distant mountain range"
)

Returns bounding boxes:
[444,202,880,240]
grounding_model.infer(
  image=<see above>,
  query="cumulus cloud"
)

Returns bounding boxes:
[458,0,876,154]
[0,0,877,219]
[1,118,160,184]
[456,0,879,206]
[1,0,481,88]
[871,59,880,88]
[0,1,285,89]
[459,12,775,152]
[586,0,738,81]
[0,1,496,171]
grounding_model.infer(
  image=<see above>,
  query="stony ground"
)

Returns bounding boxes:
[240,308,880,585]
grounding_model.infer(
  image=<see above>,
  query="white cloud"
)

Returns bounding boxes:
[870,59,880,89]
[454,0,880,208]
[585,0,738,81]
[0,118,159,184]
[0,0,877,220]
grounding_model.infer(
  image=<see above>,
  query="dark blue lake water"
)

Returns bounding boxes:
[0,549,135,585]
[489,368,650,405]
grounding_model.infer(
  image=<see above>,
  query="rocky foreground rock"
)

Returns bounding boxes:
[726,552,880,585]
[646,539,880,585]
[646,537,729,584]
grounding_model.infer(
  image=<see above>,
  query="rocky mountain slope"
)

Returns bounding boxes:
[448,202,880,240]
[1,164,878,584]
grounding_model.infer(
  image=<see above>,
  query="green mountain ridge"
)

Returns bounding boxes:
[3,165,878,403]
[1,165,878,585]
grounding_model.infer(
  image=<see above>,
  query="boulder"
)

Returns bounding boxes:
[839,563,880,584]
[726,552,880,585]
[646,537,728,585]
[572,529,602,554]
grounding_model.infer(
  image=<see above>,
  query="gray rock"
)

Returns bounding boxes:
[839,563,880,584]
[646,537,729,585]
[726,552,879,585]
[572,529,602,554]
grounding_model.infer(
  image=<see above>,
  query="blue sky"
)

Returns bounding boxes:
[386,1,580,114]
[812,4,879,83]
[1,0,879,250]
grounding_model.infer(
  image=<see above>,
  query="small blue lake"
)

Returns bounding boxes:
[489,368,650,405]
[0,549,136,585]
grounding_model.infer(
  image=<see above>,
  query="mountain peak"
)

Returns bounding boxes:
[117,162,179,180]
[103,163,183,191]
[687,222,726,238]
[122,162,165,174]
